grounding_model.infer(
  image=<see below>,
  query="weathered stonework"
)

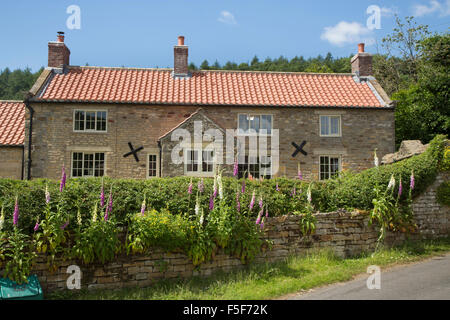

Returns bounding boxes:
[30,173,449,293]
[24,103,395,180]
[0,146,23,179]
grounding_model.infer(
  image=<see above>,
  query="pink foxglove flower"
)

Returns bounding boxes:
[0,206,4,231]
[241,180,246,193]
[105,187,113,221]
[276,183,280,192]
[236,192,241,212]
[398,178,403,197]
[233,157,238,177]
[59,165,66,192]
[249,190,256,211]
[198,178,204,193]
[209,194,214,211]
[410,170,415,191]
[297,163,303,180]
[34,221,40,232]
[100,179,105,208]
[265,208,269,218]
[60,220,69,230]
[259,196,263,209]
[188,178,193,194]
[13,197,19,226]
[256,209,263,225]
[260,218,265,230]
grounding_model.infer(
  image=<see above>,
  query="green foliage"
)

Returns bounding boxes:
[3,228,36,284]
[72,217,121,265]
[34,200,70,270]
[436,181,450,207]
[126,209,190,254]
[0,67,43,100]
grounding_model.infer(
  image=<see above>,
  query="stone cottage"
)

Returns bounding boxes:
[17,33,394,180]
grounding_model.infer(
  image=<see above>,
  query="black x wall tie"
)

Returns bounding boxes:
[123,142,144,162]
[291,141,308,157]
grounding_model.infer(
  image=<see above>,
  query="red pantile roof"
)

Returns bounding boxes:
[0,101,25,145]
[34,67,387,108]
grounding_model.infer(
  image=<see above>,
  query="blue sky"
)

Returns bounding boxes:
[0,0,449,71]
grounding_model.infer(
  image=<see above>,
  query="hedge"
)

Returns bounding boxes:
[0,134,447,235]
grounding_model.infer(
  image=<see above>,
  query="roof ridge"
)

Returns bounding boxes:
[0,100,24,103]
[70,65,353,76]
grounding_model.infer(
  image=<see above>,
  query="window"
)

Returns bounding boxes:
[185,149,215,175]
[237,155,272,179]
[74,110,107,132]
[319,156,340,180]
[320,115,341,136]
[148,154,158,178]
[72,152,105,177]
[238,114,272,135]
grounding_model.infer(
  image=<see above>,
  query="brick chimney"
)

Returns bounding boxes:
[48,31,71,68]
[173,36,189,77]
[351,43,372,77]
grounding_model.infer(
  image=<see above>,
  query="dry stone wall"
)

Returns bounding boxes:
[31,173,449,293]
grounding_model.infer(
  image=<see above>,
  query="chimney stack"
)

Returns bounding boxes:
[48,31,71,68]
[173,35,189,77]
[351,43,372,77]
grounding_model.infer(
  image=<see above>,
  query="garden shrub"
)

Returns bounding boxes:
[436,181,450,207]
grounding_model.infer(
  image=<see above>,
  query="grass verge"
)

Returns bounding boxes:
[48,237,450,300]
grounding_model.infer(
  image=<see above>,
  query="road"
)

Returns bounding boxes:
[287,253,450,300]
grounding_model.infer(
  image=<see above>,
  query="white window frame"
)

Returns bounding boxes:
[184,148,216,177]
[319,115,341,137]
[146,153,159,178]
[71,152,106,177]
[237,113,273,136]
[237,155,272,179]
[73,109,108,133]
[319,155,341,180]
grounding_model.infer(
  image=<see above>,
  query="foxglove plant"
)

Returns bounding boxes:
[217,171,224,200]
[249,190,256,211]
[209,194,214,211]
[13,196,19,227]
[307,185,312,204]
[259,196,263,209]
[92,203,98,222]
[276,183,280,192]
[195,195,200,216]
[255,209,263,225]
[100,178,105,208]
[141,196,146,215]
[45,184,50,204]
[297,163,303,180]
[60,220,69,230]
[241,179,246,194]
[198,179,204,193]
[77,208,82,226]
[33,219,40,232]
[59,165,66,192]
[188,178,193,195]
[105,187,113,221]
[0,205,4,231]
[398,178,403,198]
[387,174,395,190]
[374,149,379,167]
[236,191,241,213]
[410,170,415,191]
[233,157,238,177]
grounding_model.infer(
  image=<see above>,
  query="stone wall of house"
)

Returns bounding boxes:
[24,103,395,180]
[0,146,23,179]
[30,172,449,293]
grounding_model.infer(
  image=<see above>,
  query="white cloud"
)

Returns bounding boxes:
[380,6,397,17]
[321,21,374,47]
[218,11,237,25]
[413,0,450,17]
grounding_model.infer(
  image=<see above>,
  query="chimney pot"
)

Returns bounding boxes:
[57,31,65,43]
[178,36,185,46]
[358,43,365,53]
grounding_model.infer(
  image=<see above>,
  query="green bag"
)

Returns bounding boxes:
[0,274,43,300]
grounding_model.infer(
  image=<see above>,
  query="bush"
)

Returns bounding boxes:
[436,181,450,207]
